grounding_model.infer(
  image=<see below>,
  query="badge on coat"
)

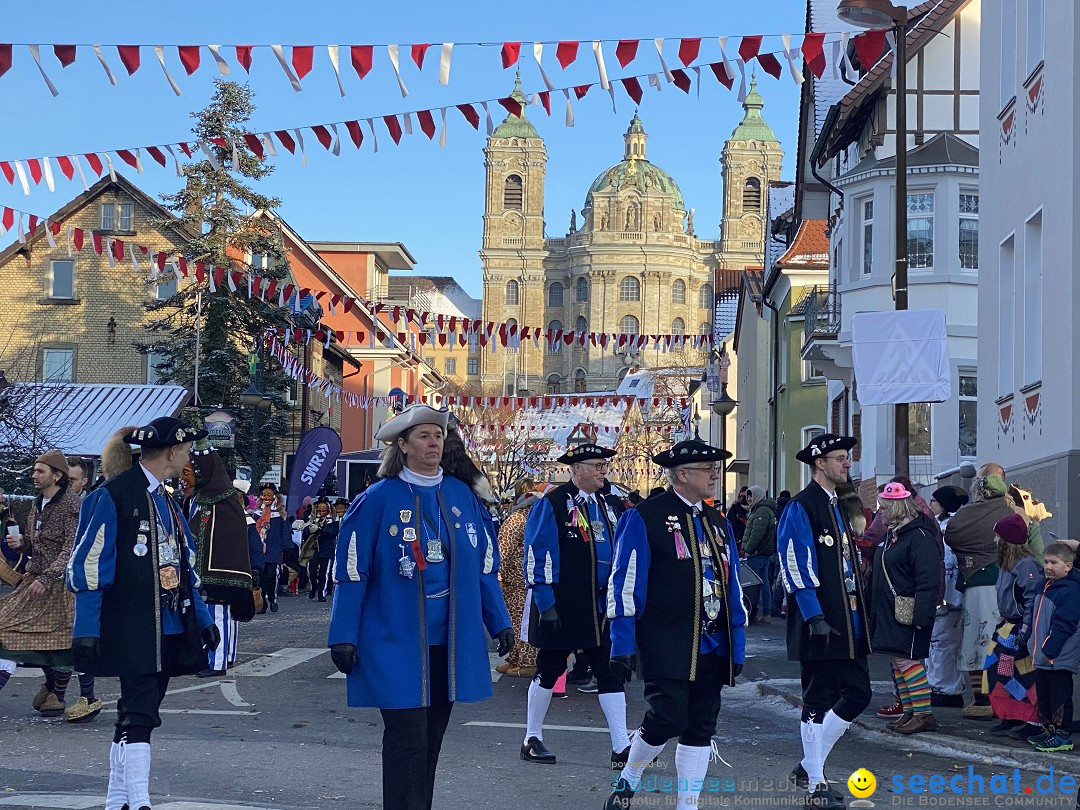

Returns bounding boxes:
[466,523,478,548]
[400,510,412,523]
[818,533,835,547]
[403,527,417,542]
[389,525,399,537]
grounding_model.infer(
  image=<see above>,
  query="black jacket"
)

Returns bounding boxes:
[867,513,941,659]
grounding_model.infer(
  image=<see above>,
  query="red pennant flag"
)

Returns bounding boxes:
[54,45,76,67]
[0,45,10,79]
[802,32,827,78]
[208,136,227,147]
[853,30,886,69]
[117,45,141,75]
[91,232,104,254]
[26,159,42,185]
[417,109,436,139]
[615,39,639,68]
[411,43,431,69]
[345,120,363,149]
[177,256,188,277]
[72,227,83,251]
[275,130,296,154]
[351,45,373,79]
[292,45,314,79]
[538,91,551,115]
[311,125,333,150]
[155,252,166,272]
[497,96,522,117]
[266,280,278,301]
[27,215,37,233]
[556,41,579,69]
[758,52,783,79]
[738,35,762,63]
[177,142,193,157]
[242,134,264,157]
[146,145,167,166]
[116,149,139,170]
[57,155,74,180]
[456,104,480,129]
[678,37,702,67]
[710,61,734,89]
[501,42,521,68]
[178,45,200,75]
[672,69,691,94]
[235,45,253,72]
[573,84,590,100]
[112,239,125,261]
[85,153,104,176]
[621,77,643,105]
[383,115,403,144]
[0,163,11,185]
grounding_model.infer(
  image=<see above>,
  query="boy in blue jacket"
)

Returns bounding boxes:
[1029,542,1080,752]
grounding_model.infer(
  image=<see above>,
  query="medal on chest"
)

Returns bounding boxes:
[666,516,689,559]
[134,520,151,557]
[466,522,478,548]
[398,544,416,579]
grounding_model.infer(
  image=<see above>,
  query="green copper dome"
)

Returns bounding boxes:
[585,114,684,209]
[492,76,539,139]
[730,77,778,142]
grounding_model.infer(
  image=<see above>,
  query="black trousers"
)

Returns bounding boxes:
[308,557,329,598]
[799,657,873,723]
[536,634,623,695]
[638,653,727,747]
[260,563,279,606]
[1036,669,1073,731]
[379,645,454,810]
[112,636,178,745]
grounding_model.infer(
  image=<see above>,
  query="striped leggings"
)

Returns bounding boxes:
[891,657,931,715]
[207,602,239,672]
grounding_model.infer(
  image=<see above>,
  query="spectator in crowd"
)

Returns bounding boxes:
[926,486,969,709]
[727,486,750,552]
[742,485,777,624]
[254,484,289,612]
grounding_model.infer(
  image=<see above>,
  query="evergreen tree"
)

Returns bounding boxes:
[143,80,292,480]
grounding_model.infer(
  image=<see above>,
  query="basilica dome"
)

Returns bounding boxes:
[584,114,685,210]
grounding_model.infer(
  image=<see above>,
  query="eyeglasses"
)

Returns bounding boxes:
[824,454,850,463]
[577,461,610,471]
[682,465,723,475]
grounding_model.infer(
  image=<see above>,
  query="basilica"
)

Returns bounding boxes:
[479,78,783,396]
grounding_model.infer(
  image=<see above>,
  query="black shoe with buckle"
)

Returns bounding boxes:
[805,784,846,808]
[520,736,556,764]
[604,779,636,809]
[611,745,631,771]
[792,764,844,801]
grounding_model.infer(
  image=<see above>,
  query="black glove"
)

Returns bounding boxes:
[807,615,841,639]
[71,637,99,671]
[330,643,359,675]
[610,654,635,683]
[732,663,744,679]
[539,606,561,633]
[494,627,515,657]
[200,624,221,651]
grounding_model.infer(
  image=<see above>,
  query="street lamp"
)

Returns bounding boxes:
[240,347,272,483]
[710,337,738,508]
[836,0,911,478]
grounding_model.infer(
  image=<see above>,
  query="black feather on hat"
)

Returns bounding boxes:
[652,439,730,468]
[124,417,207,449]
[795,433,857,465]
[557,444,616,465]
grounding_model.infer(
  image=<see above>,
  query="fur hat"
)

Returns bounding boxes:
[35,449,68,476]
[994,513,1029,545]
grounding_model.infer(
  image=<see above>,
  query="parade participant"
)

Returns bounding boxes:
[778,434,871,809]
[521,443,629,768]
[604,438,746,810]
[333,497,349,521]
[254,483,288,611]
[189,448,256,676]
[67,417,219,810]
[327,404,514,810]
[64,456,103,724]
[0,450,81,717]
[301,497,338,603]
[494,486,548,678]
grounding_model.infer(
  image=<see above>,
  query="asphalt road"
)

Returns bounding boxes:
[0,598,1077,809]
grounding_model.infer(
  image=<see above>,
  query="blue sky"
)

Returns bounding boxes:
[0,0,813,296]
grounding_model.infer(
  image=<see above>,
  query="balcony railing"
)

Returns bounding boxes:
[803,282,841,346]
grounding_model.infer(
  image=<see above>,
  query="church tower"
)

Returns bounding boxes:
[479,78,548,395]
[718,77,783,263]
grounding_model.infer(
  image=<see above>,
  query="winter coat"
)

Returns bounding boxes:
[1031,569,1080,673]
[997,557,1042,628]
[945,496,1012,583]
[743,498,777,558]
[867,513,941,659]
[247,518,265,571]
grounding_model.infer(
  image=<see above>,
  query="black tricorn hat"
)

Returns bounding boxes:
[795,433,857,465]
[557,444,617,465]
[652,439,731,468]
[123,417,207,449]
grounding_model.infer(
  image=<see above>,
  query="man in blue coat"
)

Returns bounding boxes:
[604,438,746,810]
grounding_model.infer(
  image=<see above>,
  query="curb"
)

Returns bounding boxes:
[755,681,1079,773]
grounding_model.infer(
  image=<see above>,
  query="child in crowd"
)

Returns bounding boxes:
[1029,541,1080,752]
[984,514,1043,739]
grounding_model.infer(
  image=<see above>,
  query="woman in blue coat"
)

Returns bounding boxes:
[328,404,514,810]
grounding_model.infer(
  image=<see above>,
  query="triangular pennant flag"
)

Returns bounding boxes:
[235,45,253,72]
[672,69,691,93]
[54,44,76,67]
[345,120,363,149]
[439,42,453,84]
[500,42,521,68]
[351,45,373,79]
[411,43,431,69]
[556,40,579,69]
[383,115,403,144]
[207,44,230,75]
[417,109,436,139]
[327,45,346,96]
[678,37,701,67]
[456,103,480,129]
[853,30,886,70]
[292,45,314,80]
[621,76,643,105]
[177,45,200,75]
[758,52,783,79]
[801,32,827,78]
[615,39,639,68]
[117,45,141,75]
[311,125,333,150]
[387,44,409,97]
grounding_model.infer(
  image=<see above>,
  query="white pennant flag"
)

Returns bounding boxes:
[736,58,748,102]
[781,34,805,84]
[648,72,663,91]
[692,66,702,98]
[66,225,73,256]
[16,214,25,243]
[533,42,555,91]
[592,40,610,90]
[387,44,409,97]
[44,221,56,248]
[231,140,239,171]
[438,107,448,147]
[105,238,116,268]
[439,42,453,85]
[162,144,183,177]
[329,123,341,155]
[402,113,413,136]
[42,157,55,192]
[293,128,307,165]
[718,36,735,88]
[563,89,574,127]
[327,45,346,97]
[13,161,29,195]
[831,40,843,80]
[840,32,855,78]
[261,134,278,157]
[271,44,303,92]
[481,101,494,136]
[198,141,221,171]
[886,31,898,80]
[653,38,675,83]
[129,242,141,274]
[92,45,118,85]
[28,45,59,97]
[153,46,183,96]
[366,119,379,153]
[207,45,231,75]
[73,155,89,190]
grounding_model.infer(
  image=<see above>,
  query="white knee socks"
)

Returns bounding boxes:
[598,692,631,752]
[124,742,151,809]
[524,680,553,743]
[819,710,852,767]
[619,733,666,786]
[675,744,711,807]
[800,720,825,790]
[105,741,127,810]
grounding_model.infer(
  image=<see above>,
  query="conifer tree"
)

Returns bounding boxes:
[143,79,292,479]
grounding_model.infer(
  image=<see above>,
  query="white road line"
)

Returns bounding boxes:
[219,681,251,707]
[463,721,609,733]
[0,797,101,808]
[228,647,327,677]
[101,708,258,716]
[157,803,271,809]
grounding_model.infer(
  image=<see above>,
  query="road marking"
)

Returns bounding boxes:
[463,721,609,733]
[157,803,271,809]
[228,647,327,677]
[0,797,271,810]
[219,681,251,707]
[101,708,258,716]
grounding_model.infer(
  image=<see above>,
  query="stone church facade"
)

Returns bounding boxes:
[479,79,783,395]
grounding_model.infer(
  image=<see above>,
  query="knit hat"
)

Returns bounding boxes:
[994,513,1029,545]
[982,475,1008,497]
[932,486,968,514]
[35,449,68,476]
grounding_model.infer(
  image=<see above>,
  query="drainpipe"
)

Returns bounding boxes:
[761,283,782,496]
